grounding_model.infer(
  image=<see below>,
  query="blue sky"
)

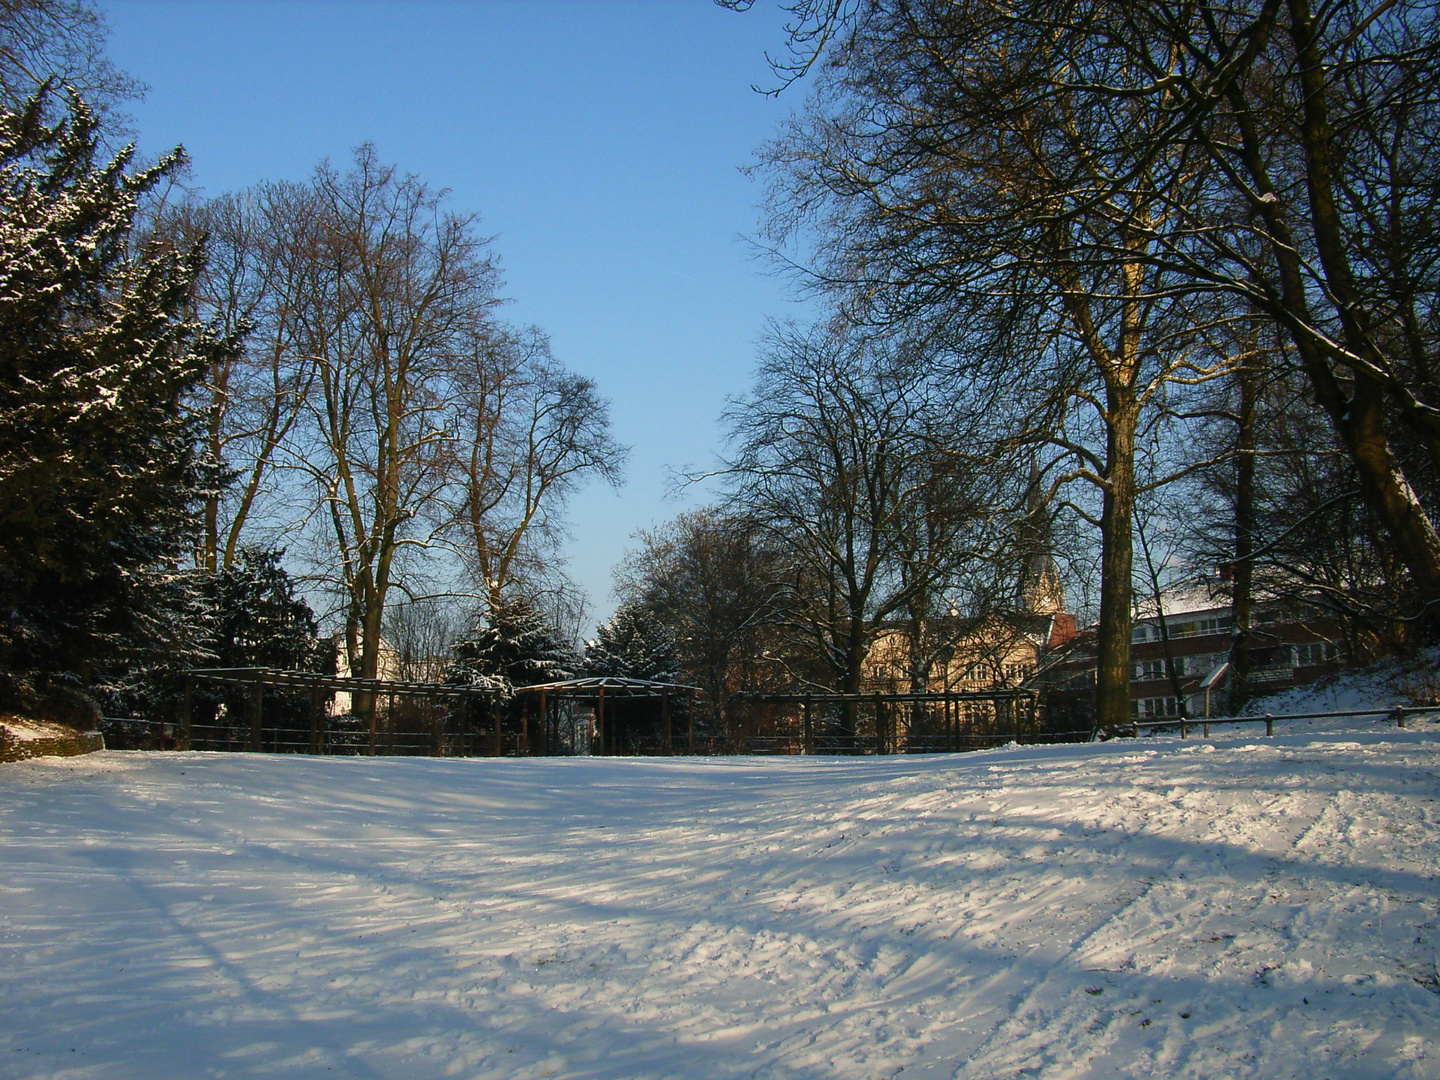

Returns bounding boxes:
[102,0,811,629]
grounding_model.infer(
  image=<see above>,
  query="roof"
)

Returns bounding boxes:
[513,677,701,698]
[185,667,503,697]
[1132,579,1228,620]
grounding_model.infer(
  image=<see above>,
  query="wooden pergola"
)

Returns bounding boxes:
[514,676,702,755]
[181,667,503,755]
[727,688,1041,754]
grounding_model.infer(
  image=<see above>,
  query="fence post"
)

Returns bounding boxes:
[1265,714,1273,737]
[179,676,192,751]
[250,679,263,753]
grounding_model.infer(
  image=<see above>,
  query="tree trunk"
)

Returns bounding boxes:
[840,615,868,752]
[1230,339,1259,714]
[1236,0,1440,621]
[1095,394,1137,733]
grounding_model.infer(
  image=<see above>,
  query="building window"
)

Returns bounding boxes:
[1132,658,1165,681]
[1180,652,1228,678]
[1165,615,1233,640]
[1292,641,1334,667]
[1131,696,1182,719]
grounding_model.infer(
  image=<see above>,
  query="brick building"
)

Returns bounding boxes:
[1127,588,1341,719]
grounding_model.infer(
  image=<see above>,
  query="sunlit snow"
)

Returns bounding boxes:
[2,725,1437,1079]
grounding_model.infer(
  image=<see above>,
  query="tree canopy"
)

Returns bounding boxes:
[0,91,219,699]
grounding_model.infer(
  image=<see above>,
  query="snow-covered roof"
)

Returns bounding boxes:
[186,666,503,696]
[515,676,701,697]
[1132,580,1228,620]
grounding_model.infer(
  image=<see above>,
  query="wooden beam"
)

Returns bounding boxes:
[250,679,263,753]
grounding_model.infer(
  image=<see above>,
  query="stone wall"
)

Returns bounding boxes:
[0,719,106,763]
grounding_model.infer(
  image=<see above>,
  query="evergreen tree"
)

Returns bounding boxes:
[100,548,326,738]
[447,594,574,749]
[180,549,325,745]
[0,91,221,713]
[448,595,575,693]
[583,603,677,682]
[204,548,322,673]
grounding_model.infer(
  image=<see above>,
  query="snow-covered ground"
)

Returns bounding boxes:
[1247,647,1440,727]
[2,724,1438,1079]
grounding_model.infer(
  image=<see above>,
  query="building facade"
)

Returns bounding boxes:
[1127,591,1341,719]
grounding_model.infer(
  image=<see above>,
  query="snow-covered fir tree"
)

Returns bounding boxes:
[584,603,678,682]
[100,548,326,734]
[447,595,576,745]
[204,548,323,673]
[448,595,576,693]
[0,91,224,714]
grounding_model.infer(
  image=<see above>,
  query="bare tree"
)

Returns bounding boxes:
[617,507,790,726]
[171,146,623,707]
[290,145,503,702]
[746,0,1440,619]
[0,0,138,129]
[722,320,997,713]
[170,182,321,571]
[444,324,626,608]
[382,597,461,682]
[1117,0,1440,615]
[751,0,1240,728]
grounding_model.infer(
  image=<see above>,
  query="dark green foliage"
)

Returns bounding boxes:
[181,550,328,747]
[582,604,685,754]
[583,603,677,682]
[448,595,575,743]
[0,91,222,707]
[204,548,322,673]
[449,595,576,693]
[111,549,328,744]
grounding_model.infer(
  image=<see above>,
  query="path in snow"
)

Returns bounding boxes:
[1,731,1437,1079]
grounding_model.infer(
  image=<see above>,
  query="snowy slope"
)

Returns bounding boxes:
[1,728,1437,1079]
[1247,647,1440,729]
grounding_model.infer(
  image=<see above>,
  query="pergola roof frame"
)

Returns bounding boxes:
[730,688,1036,705]
[514,676,702,700]
[184,666,503,699]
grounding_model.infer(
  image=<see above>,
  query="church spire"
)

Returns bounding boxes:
[1015,463,1066,615]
